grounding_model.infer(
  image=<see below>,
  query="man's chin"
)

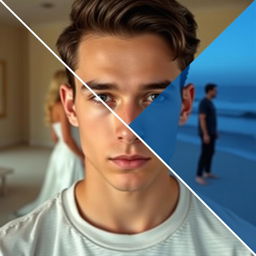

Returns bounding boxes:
[107,174,150,193]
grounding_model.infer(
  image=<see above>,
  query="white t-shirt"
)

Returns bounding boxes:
[0,182,251,256]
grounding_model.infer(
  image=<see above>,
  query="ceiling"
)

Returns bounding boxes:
[0,0,72,25]
[0,0,253,26]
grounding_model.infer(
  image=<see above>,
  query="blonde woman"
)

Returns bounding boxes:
[15,70,84,217]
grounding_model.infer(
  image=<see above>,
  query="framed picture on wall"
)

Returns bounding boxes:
[0,60,6,118]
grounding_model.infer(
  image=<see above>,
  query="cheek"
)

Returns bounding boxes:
[75,97,108,124]
[75,100,114,150]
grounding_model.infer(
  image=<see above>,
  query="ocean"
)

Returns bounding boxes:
[177,86,256,161]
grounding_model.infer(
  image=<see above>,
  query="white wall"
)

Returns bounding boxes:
[0,22,29,148]
[28,21,68,147]
[194,4,251,55]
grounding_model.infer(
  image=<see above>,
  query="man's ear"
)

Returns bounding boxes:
[179,83,195,125]
[60,85,79,127]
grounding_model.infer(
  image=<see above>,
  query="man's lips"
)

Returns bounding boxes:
[109,155,151,169]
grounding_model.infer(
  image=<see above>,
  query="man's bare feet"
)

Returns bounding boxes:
[203,173,218,179]
[196,176,207,185]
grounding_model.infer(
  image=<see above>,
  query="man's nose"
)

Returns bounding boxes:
[114,101,142,144]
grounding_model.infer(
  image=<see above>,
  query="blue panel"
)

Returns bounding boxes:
[130,1,256,252]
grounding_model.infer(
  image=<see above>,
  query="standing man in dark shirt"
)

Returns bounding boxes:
[196,83,218,185]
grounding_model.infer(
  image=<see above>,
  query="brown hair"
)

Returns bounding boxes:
[56,0,200,91]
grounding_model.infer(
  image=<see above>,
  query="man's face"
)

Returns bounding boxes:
[211,88,217,98]
[66,34,182,192]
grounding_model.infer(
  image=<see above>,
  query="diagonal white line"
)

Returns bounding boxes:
[0,0,255,254]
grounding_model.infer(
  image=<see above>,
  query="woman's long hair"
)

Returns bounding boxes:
[44,70,68,125]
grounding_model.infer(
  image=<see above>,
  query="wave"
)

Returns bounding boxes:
[192,100,256,119]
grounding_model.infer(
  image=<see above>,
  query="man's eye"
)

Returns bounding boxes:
[144,93,167,105]
[146,94,160,102]
[92,94,111,103]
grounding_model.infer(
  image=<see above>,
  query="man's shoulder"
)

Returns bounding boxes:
[189,195,230,234]
[186,195,251,254]
[1,196,57,234]
[198,97,208,109]
[199,97,209,106]
[0,191,69,255]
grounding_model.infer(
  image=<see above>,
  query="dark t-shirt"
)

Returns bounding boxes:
[198,98,217,136]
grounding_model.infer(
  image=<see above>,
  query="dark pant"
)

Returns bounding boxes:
[196,135,216,177]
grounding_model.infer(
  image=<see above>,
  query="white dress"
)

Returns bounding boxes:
[16,122,84,216]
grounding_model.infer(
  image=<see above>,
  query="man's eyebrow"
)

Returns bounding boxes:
[84,80,118,90]
[141,80,172,90]
[82,80,172,90]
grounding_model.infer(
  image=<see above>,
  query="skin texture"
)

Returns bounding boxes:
[60,33,194,234]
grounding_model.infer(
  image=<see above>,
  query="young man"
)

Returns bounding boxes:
[196,83,218,185]
[0,0,251,255]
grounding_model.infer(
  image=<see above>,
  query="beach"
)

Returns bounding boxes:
[171,138,256,226]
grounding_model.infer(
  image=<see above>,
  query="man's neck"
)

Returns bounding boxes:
[206,94,212,100]
[75,167,179,234]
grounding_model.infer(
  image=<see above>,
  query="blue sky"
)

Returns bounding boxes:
[187,1,256,88]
